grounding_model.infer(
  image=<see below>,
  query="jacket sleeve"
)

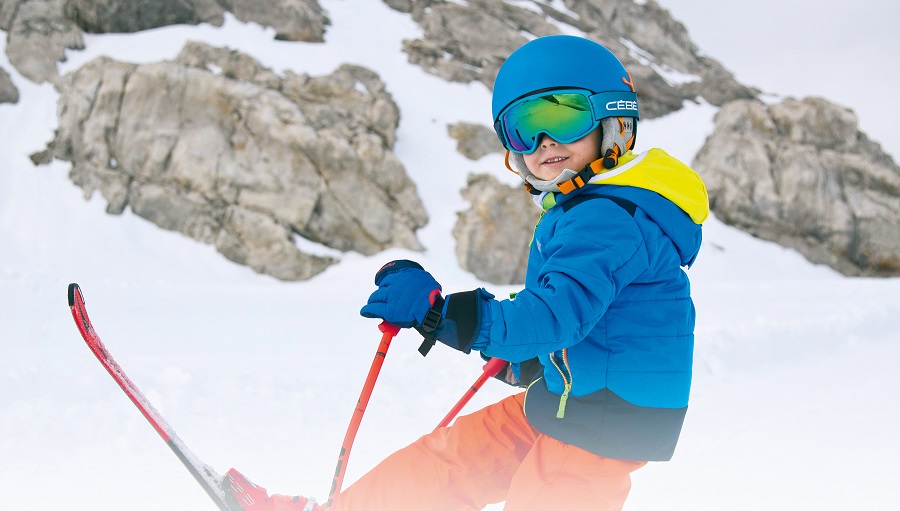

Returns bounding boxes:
[477,199,650,362]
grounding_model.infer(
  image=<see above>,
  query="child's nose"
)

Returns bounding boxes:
[537,133,558,148]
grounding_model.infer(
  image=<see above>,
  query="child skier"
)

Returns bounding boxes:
[224,34,708,511]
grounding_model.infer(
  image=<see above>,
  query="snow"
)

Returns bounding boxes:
[1,1,898,510]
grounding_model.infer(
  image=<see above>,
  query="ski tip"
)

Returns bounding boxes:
[67,283,80,307]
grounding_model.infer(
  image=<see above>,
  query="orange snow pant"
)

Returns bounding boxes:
[332,392,646,511]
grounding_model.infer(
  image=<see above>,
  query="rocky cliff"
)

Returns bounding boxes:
[694,97,900,277]
[33,42,427,280]
[0,0,327,84]
[5,0,897,281]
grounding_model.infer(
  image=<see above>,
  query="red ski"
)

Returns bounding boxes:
[67,283,237,511]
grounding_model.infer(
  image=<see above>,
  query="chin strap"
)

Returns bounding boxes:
[555,159,608,194]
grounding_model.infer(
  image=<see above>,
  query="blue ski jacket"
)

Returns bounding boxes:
[472,148,708,460]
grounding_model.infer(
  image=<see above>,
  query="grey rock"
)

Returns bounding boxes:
[393,0,757,120]
[454,173,536,285]
[0,65,18,103]
[2,0,327,84]
[448,122,504,161]
[225,0,329,42]
[1,0,85,84]
[38,43,428,280]
[62,0,223,33]
[694,97,900,277]
[400,1,553,91]
[61,0,328,40]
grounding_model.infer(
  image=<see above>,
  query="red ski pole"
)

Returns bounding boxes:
[326,321,400,509]
[434,357,507,431]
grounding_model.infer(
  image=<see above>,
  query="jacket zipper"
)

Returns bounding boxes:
[548,348,572,418]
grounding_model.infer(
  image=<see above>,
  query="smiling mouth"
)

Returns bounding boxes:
[543,156,568,164]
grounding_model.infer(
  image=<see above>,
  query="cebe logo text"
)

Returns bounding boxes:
[606,100,638,111]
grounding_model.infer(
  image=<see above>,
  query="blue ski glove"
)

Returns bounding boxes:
[360,260,494,356]
[360,260,442,329]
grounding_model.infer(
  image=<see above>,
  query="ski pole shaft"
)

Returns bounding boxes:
[434,357,507,431]
[326,321,400,509]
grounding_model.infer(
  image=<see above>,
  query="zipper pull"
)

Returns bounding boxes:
[556,382,571,419]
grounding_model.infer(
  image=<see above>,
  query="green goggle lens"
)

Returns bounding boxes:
[498,92,598,154]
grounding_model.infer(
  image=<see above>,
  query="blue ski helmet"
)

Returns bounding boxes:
[492,35,640,193]
[492,35,638,122]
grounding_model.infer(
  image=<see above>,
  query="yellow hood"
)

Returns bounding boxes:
[587,149,709,224]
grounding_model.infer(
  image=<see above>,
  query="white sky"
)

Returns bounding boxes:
[657,0,899,159]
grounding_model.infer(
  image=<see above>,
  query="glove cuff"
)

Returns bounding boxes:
[414,288,493,356]
[443,290,480,352]
[436,288,493,354]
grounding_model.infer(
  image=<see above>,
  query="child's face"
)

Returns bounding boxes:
[522,128,601,182]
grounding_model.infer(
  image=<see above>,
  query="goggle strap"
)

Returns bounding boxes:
[503,150,519,175]
[556,161,605,194]
[505,150,543,195]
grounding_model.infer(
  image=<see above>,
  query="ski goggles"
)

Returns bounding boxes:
[493,88,638,154]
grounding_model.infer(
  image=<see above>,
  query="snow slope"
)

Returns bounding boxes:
[1,1,898,510]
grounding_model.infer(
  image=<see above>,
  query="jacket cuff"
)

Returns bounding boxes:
[435,288,494,354]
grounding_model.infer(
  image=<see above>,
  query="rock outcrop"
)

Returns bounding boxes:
[6,0,896,283]
[454,173,536,285]
[447,122,503,161]
[390,0,757,120]
[0,0,85,84]
[62,0,328,41]
[694,97,900,277]
[0,65,18,103]
[1,0,328,84]
[35,42,428,280]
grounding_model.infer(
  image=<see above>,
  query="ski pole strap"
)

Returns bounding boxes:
[415,288,492,356]
[415,294,445,356]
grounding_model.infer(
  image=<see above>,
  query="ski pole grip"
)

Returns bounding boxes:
[482,357,507,377]
[378,321,401,336]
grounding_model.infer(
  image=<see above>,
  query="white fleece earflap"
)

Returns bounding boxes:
[510,150,581,193]
[599,116,636,169]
